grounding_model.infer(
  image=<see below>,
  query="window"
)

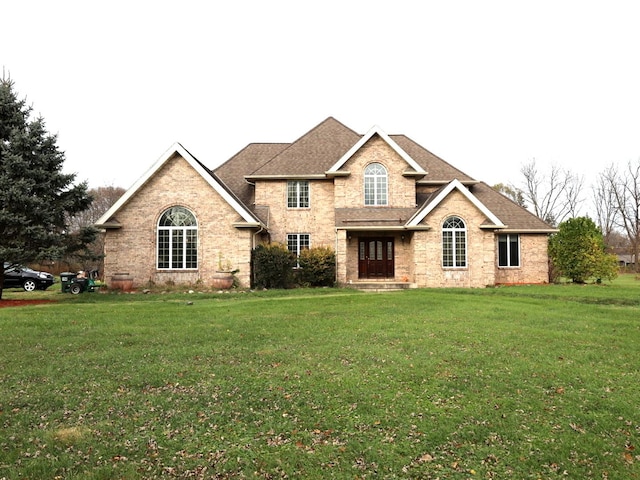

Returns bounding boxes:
[157,206,198,269]
[442,216,467,267]
[364,163,388,206]
[287,234,310,266]
[287,180,309,208]
[498,234,520,267]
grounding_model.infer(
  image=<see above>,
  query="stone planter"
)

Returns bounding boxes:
[212,271,234,289]
[111,272,134,292]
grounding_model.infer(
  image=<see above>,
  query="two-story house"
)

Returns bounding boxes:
[96,117,555,289]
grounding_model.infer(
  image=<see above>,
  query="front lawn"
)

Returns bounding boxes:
[1,278,639,478]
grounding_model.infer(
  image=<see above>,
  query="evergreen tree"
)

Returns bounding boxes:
[548,216,618,283]
[0,77,95,299]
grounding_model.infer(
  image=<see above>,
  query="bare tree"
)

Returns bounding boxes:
[593,165,620,246]
[62,185,126,275]
[493,183,527,207]
[67,186,126,232]
[520,159,584,226]
[601,161,640,272]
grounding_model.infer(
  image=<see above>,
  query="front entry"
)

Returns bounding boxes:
[358,237,394,279]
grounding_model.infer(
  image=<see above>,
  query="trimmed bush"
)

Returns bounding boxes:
[297,246,336,287]
[251,243,296,289]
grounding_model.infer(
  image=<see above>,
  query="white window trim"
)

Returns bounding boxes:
[287,233,310,267]
[364,163,388,206]
[287,180,310,209]
[442,216,467,268]
[157,207,198,270]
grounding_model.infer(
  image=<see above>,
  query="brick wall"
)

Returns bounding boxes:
[494,234,550,284]
[255,179,336,248]
[334,136,416,209]
[413,190,497,287]
[103,154,254,288]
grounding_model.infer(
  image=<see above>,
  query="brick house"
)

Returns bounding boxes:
[96,117,555,289]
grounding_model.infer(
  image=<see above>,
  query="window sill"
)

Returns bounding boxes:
[156,269,199,272]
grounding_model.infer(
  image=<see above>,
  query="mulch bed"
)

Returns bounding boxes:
[0,299,57,308]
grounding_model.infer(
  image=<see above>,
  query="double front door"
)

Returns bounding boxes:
[358,237,394,278]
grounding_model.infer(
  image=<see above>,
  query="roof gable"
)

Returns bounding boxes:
[408,179,505,227]
[327,125,427,175]
[95,143,261,227]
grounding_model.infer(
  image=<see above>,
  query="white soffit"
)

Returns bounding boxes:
[327,125,427,174]
[407,179,505,227]
[95,143,259,225]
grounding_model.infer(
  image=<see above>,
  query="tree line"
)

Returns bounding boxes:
[495,158,640,275]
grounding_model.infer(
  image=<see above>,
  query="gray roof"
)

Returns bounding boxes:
[247,117,361,177]
[469,182,555,231]
[214,143,289,207]
[336,207,420,228]
[212,117,554,233]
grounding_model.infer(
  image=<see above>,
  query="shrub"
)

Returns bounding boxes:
[297,246,336,287]
[548,216,618,283]
[251,243,296,289]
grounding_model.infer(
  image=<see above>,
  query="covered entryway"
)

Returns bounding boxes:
[358,237,394,278]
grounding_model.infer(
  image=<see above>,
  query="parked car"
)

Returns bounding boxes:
[2,263,56,291]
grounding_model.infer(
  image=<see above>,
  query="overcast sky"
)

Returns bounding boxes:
[3,1,640,211]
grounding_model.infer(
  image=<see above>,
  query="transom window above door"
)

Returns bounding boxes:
[364,163,388,206]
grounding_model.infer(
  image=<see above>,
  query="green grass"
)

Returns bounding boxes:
[1,277,640,478]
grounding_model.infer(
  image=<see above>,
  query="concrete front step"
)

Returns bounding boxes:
[347,281,417,292]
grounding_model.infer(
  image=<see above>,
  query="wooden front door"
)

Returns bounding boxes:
[358,237,394,278]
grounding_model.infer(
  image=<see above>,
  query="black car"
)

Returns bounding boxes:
[2,263,56,291]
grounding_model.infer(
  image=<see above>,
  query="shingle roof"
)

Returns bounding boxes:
[210,117,554,233]
[214,143,289,206]
[391,135,475,183]
[469,182,556,231]
[248,117,361,177]
[335,207,420,228]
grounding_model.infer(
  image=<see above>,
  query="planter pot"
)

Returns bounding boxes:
[111,273,134,292]
[212,271,234,289]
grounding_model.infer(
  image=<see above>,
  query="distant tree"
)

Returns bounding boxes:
[67,186,125,232]
[592,165,620,247]
[548,217,618,283]
[63,186,125,273]
[493,183,526,207]
[0,76,95,299]
[597,161,640,273]
[520,159,584,226]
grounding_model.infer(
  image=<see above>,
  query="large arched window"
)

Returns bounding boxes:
[364,163,388,206]
[157,206,198,269]
[442,216,466,267]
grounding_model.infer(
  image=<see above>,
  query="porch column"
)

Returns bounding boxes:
[335,229,348,285]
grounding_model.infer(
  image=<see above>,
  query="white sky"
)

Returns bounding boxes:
[3,1,640,214]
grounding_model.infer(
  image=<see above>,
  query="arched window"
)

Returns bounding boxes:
[442,216,466,267]
[157,206,198,269]
[364,163,388,206]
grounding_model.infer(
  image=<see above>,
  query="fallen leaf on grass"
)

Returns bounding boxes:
[418,453,434,463]
[570,423,586,434]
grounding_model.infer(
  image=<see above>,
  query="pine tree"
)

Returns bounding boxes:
[0,76,95,299]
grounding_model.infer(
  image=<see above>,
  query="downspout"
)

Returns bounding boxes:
[335,228,339,285]
[251,206,269,288]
